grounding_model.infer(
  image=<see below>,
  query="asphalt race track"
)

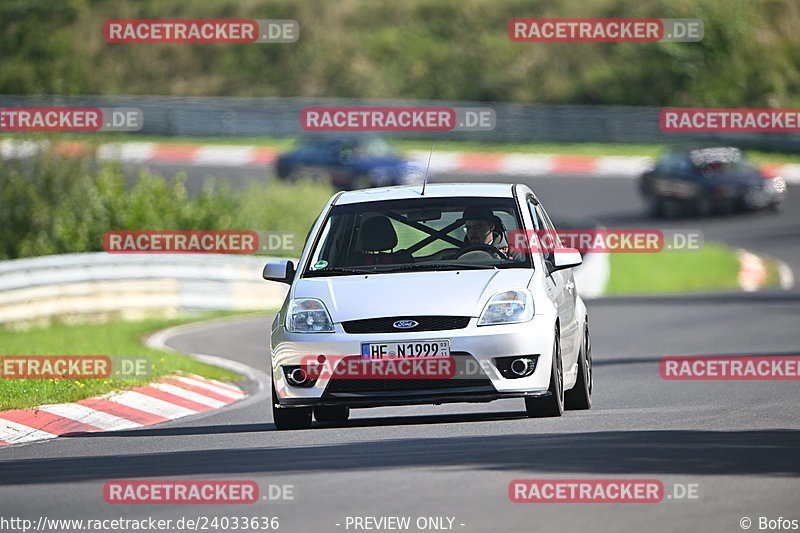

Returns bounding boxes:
[1,164,798,533]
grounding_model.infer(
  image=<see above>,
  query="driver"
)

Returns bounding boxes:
[460,206,520,260]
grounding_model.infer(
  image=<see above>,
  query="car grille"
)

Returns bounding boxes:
[342,316,471,334]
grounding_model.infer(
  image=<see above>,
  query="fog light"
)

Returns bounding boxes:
[494,355,538,379]
[283,365,317,387]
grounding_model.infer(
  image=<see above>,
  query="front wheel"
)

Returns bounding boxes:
[693,196,713,217]
[525,330,564,418]
[565,322,592,410]
[768,201,783,213]
[645,195,664,218]
[272,383,312,430]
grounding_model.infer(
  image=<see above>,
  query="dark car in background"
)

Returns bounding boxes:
[640,146,787,217]
[274,137,424,190]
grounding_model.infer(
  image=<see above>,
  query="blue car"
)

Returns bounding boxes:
[274,137,424,190]
[640,146,787,217]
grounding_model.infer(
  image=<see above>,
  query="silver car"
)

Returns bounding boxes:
[263,183,591,429]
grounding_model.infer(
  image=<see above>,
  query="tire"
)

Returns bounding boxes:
[645,195,664,218]
[525,329,564,418]
[272,383,312,430]
[314,405,350,423]
[285,166,306,182]
[565,322,592,410]
[288,166,330,185]
[693,196,713,217]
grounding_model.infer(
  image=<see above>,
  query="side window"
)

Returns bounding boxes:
[675,156,693,176]
[526,197,541,230]
[527,197,555,264]
[536,204,556,232]
[661,153,692,177]
[538,204,562,264]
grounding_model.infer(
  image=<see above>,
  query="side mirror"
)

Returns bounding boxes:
[263,260,296,284]
[549,249,582,273]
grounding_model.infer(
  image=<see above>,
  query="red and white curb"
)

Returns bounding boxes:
[737,250,768,292]
[2,139,800,181]
[0,140,278,168]
[0,374,246,447]
[736,250,794,292]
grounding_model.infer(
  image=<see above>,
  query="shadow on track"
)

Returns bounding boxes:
[2,429,798,485]
[60,411,528,439]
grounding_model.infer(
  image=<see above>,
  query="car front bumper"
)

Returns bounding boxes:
[270,315,557,408]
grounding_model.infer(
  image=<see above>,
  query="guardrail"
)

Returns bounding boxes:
[0,253,288,324]
[2,95,799,153]
[0,250,608,325]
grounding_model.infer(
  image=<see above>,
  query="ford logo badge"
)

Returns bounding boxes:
[393,320,419,329]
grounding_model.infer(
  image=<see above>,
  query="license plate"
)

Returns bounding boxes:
[361,340,450,360]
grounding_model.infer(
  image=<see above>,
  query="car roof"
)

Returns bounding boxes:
[662,145,744,157]
[333,183,517,205]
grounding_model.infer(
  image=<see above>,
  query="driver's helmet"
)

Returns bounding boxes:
[461,206,505,235]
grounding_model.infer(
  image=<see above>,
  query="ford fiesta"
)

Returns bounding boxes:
[263,183,592,429]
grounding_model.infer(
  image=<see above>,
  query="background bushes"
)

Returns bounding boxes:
[1,0,798,107]
[0,147,333,260]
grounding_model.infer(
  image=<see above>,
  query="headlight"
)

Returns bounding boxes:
[769,176,787,194]
[285,298,335,333]
[478,290,534,326]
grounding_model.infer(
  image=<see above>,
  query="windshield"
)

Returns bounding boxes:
[688,147,755,177]
[304,197,531,276]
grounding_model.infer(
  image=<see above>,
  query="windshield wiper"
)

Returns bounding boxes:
[306,262,498,277]
[305,266,376,276]
[387,262,497,271]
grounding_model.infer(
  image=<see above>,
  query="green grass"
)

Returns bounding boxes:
[0,312,255,411]
[605,243,757,295]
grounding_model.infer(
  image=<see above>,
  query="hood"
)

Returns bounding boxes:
[713,168,763,186]
[293,269,533,322]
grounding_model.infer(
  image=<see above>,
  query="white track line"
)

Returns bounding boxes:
[174,376,246,399]
[185,373,247,394]
[0,420,59,444]
[149,383,226,408]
